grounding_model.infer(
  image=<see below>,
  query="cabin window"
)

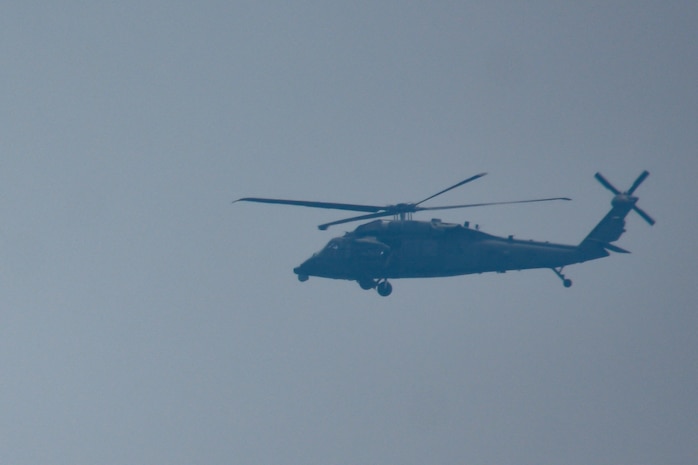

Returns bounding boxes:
[358,246,385,259]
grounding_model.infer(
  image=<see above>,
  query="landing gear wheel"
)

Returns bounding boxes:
[551,267,572,288]
[297,274,309,282]
[376,280,393,297]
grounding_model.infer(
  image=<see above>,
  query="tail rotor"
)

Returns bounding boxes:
[594,170,655,226]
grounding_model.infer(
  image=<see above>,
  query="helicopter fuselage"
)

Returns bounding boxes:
[293,218,608,283]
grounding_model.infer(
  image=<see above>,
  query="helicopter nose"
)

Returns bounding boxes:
[294,257,314,276]
[294,261,313,282]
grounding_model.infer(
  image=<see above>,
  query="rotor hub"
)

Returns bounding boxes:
[611,194,638,208]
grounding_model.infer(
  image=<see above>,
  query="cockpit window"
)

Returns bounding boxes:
[325,240,341,250]
[320,239,350,258]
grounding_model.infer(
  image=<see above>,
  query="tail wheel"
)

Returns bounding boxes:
[552,267,573,288]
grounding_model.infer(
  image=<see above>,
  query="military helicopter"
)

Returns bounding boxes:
[236,171,653,296]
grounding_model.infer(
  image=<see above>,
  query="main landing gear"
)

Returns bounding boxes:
[357,278,393,297]
[552,267,573,288]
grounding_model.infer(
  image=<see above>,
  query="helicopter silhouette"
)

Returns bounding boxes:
[236,171,653,296]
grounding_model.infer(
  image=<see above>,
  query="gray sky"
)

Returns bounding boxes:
[1,2,696,464]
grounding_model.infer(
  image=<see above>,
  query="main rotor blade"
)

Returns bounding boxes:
[416,197,572,212]
[627,170,650,195]
[594,172,621,195]
[318,211,394,230]
[415,173,487,206]
[633,205,656,226]
[234,197,383,213]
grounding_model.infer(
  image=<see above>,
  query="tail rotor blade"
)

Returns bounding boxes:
[627,170,650,195]
[633,205,656,226]
[594,172,621,195]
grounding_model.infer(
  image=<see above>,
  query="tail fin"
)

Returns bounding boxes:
[580,171,654,252]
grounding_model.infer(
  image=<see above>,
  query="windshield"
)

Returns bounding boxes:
[318,239,347,258]
[324,240,341,251]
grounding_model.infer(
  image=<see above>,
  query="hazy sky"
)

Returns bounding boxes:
[1,2,696,464]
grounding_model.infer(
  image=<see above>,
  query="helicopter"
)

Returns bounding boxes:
[236,171,653,296]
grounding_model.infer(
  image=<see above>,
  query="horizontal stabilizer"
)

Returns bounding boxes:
[601,242,631,254]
